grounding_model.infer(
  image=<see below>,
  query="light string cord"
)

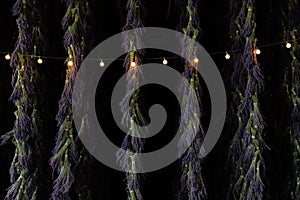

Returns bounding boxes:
[1,38,299,63]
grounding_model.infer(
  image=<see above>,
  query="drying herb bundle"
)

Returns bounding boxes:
[0,0,45,199]
[177,0,207,199]
[283,0,300,199]
[228,0,266,199]
[50,0,91,199]
[116,0,146,200]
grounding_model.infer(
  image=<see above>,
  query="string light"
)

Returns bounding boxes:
[163,58,168,65]
[286,42,292,49]
[5,53,10,60]
[225,52,231,60]
[193,57,199,63]
[1,37,299,63]
[37,57,43,64]
[255,48,261,55]
[67,60,74,67]
[100,59,105,67]
[131,61,136,68]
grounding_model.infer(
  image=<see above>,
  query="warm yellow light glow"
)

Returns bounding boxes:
[194,57,199,63]
[163,58,168,65]
[37,58,43,64]
[67,60,74,67]
[100,60,105,67]
[255,48,261,55]
[286,42,292,49]
[5,53,10,60]
[131,61,136,68]
[225,52,231,60]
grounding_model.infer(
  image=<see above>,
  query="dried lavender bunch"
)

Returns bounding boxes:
[228,1,266,200]
[50,0,90,199]
[0,0,45,199]
[177,0,207,199]
[284,0,300,198]
[116,1,146,200]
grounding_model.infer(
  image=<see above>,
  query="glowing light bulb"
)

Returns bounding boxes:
[100,60,105,67]
[67,60,74,67]
[225,52,231,60]
[194,57,199,63]
[5,53,10,60]
[131,61,136,68]
[37,57,43,64]
[255,48,261,55]
[163,58,168,65]
[286,42,292,49]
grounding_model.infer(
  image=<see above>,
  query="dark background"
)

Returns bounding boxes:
[0,0,293,199]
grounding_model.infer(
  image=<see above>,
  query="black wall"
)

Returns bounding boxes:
[0,0,293,199]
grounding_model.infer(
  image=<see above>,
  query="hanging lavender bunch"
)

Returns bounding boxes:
[228,1,266,200]
[0,0,45,199]
[229,0,247,95]
[116,1,146,200]
[284,0,300,198]
[227,0,248,196]
[177,0,207,199]
[50,0,90,199]
[71,1,92,198]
